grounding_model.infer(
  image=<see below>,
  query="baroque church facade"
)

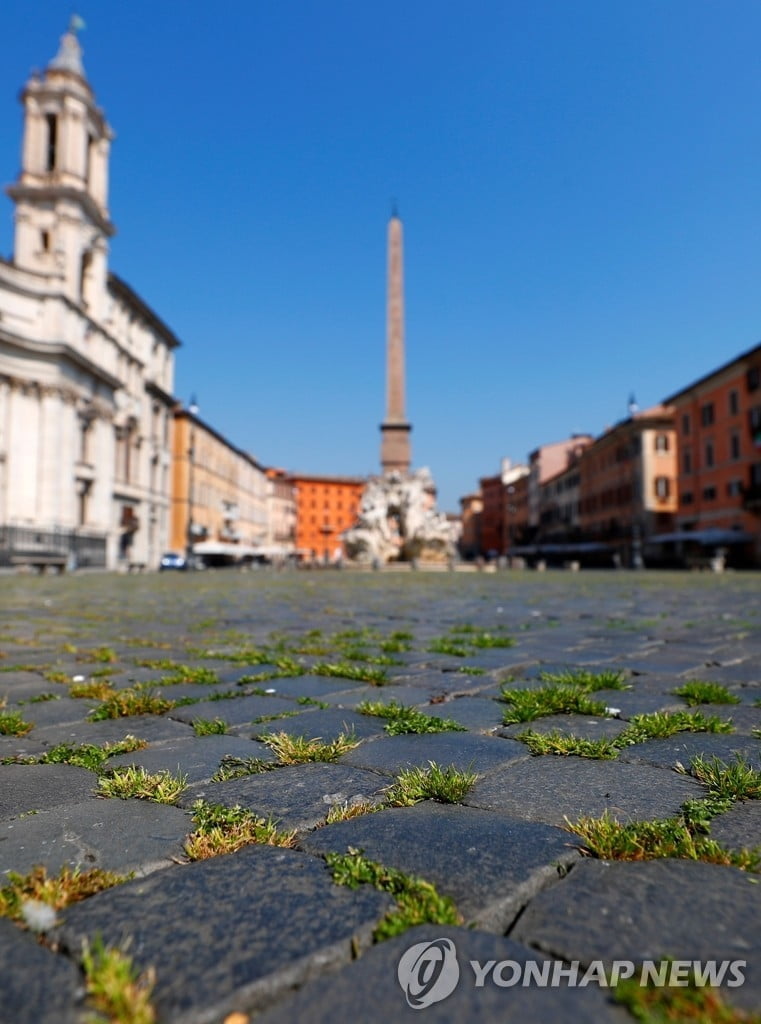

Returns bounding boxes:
[0,24,178,570]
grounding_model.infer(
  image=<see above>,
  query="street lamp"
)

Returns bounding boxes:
[186,395,199,564]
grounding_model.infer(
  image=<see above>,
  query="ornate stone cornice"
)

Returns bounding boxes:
[6,183,115,237]
[0,327,122,391]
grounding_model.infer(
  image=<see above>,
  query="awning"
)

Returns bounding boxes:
[192,541,256,557]
[192,541,293,558]
[508,543,613,555]
[647,529,755,546]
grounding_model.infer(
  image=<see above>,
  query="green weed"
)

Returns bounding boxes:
[326,847,460,941]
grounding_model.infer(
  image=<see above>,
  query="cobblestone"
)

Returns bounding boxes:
[0,569,759,1021]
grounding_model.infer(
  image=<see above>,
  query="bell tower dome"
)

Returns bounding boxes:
[6,17,115,316]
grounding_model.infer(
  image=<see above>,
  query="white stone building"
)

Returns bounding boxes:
[0,23,179,570]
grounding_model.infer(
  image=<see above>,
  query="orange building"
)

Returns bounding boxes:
[290,473,366,562]
[578,405,677,565]
[662,343,761,566]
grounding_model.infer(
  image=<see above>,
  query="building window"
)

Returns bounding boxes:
[40,230,50,252]
[45,114,57,172]
[681,492,694,505]
[79,419,93,463]
[683,450,692,474]
[730,431,741,461]
[705,441,714,468]
[85,134,95,184]
[681,413,691,436]
[750,405,761,447]
[654,477,670,499]
[701,403,715,427]
[79,250,93,307]
[748,366,761,393]
[729,389,739,416]
[77,480,92,526]
[654,434,669,452]
[702,486,717,501]
[727,480,743,497]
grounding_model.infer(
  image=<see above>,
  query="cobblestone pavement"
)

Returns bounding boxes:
[0,570,760,1022]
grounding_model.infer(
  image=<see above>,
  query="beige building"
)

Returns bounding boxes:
[527,436,593,534]
[265,468,296,557]
[170,407,268,563]
[0,23,178,569]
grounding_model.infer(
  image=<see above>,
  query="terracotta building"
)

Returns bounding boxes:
[578,405,677,566]
[479,473,504,557]
[170,406,268,563]
[290,473,365,562]
[661,343,761,566]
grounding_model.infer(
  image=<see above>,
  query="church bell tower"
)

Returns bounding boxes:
[6,18,115,318]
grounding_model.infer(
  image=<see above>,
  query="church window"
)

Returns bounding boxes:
[79,250,93,307]
[41,230,50,252]
[85,134,95,183]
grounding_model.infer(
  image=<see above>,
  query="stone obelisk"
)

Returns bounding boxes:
[380,210,412,475]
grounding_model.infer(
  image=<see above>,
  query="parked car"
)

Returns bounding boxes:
[159,551,186,571]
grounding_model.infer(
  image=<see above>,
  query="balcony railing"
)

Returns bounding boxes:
[0,526,107,569]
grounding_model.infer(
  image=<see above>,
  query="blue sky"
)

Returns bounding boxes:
[2,2,761,511]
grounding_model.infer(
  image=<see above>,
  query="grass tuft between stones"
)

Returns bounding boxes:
[568,753,761,870]
[614,963,761,1023]
[673,680,741,707]
[566,811,760,872]
[516,729,620,759]
[384,762,479,806]
[326,846,461,941]
[258,729,360,764]
[688,754,761,802]
[97,766,186,804]
[184,800,297,859]
[500,686,609,725]
[191,717,229,736]
[212,755,278,781]
[37,736,147,772]
[88,685,176,720]
[312,662,388,685]
[538,669,628,690]
[81,935,158,1024]
[325,800,381,825]
[619,710,733,744]
[70,680,117,700]
[357,700,466,735]
[0,706,33,736]
[0,865,129,924]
